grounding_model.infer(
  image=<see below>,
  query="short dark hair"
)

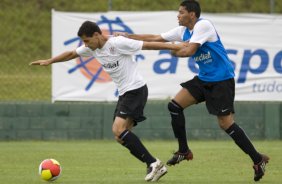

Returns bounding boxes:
[77,21,102,37]
[180,0,201,18]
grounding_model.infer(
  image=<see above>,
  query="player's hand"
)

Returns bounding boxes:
[171,41,193,57]
[113,32,129,37]
[176,42,189,48]
[29,59,52,66]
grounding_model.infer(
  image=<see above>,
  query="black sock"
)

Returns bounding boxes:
[119,130,156,167]
[168,100,189,153]
[225,123,262,164]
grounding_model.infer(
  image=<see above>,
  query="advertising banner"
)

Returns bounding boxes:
[52,10,282,102]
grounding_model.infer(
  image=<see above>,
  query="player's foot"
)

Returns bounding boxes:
[166,150,193,166]
[253,154,270,182]
[145,159,167,182]
[151,164,167,182]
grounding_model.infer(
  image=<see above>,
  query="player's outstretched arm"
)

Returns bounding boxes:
[114,32,166,42]
[171,42,200,57]
[142,41,187,51]
[29,50,78,66]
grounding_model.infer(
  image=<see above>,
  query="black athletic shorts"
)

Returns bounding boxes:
[114,85,148,126]
[181,76,235,116]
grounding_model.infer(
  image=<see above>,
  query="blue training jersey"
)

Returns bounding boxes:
[183,19,235,82]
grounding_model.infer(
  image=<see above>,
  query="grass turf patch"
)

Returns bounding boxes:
[0,140,281,184]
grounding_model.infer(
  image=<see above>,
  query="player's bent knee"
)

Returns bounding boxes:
[217,115,234,130]
[112,123,127,138]
[112,124,121,137]
[112,128,123,143]
[168,100,183,115]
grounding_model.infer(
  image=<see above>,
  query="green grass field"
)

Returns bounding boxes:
[0,140,281,184]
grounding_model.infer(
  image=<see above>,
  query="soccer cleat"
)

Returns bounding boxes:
[253,154,270,182]
[166,150,193,166]
[145,159,167,182]
[151,164,167,182]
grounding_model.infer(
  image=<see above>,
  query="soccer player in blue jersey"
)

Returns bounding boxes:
[115,0,269,182]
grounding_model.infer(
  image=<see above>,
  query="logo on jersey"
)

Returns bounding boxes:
[193,51,212,64]
[109,47,115,54]
[102,61,119,69]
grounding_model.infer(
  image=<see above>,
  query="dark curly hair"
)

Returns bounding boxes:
[77,21,102,37]
[180,0,201,18]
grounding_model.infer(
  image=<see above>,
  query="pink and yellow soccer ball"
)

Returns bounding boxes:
[39,159,61,181]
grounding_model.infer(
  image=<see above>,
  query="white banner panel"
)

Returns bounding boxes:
[52,10,282,102]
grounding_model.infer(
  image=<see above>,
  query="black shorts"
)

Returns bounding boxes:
[114,85,148,126]
[181,76,235,116]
